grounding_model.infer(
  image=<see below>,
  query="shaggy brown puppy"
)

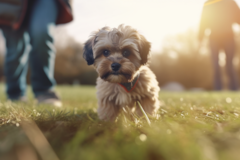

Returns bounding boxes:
[83,25,160,121]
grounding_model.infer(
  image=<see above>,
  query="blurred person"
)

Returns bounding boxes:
[199,0,240,90]
[0,0,73,106]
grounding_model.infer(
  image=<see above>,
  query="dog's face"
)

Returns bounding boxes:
[83,25,151,83]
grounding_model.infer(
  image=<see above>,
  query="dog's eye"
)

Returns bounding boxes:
[103,50,110,57]
[122,50,131,57]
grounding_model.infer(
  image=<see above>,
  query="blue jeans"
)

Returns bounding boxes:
[2,0,58,99]
[210,38,239,90]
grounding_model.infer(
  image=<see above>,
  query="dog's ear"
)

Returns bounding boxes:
[139,35,151,65]
[83,38,95,65]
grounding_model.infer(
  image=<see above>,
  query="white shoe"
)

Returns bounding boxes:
[36,91,62,107]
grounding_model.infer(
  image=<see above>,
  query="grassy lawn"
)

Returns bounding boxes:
[1,84,240,160]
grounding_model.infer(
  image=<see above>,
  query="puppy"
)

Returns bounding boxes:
[83,25,160,121]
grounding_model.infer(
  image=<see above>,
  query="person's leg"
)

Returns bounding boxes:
[224,39,239,91]
[210,40,222,90]
[27,0,58,96]
[2,27,30,100]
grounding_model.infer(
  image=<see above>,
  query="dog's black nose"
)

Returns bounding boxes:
[111,63,121,71]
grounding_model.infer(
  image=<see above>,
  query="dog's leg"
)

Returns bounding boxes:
[135,97,160,117]
[97,101,120,121]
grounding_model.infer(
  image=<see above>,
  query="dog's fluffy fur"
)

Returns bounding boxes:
[83,25,160,121]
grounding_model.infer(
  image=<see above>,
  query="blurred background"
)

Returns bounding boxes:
[1,0,240,91]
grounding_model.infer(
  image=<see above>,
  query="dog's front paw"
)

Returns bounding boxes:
[135,98,160,117]
[97,102,120,121]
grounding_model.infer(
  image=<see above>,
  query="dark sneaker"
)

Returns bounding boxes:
[36,91,62,107]
[8,96,28,103]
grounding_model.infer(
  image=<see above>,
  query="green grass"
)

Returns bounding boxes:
[1,84,240,160]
